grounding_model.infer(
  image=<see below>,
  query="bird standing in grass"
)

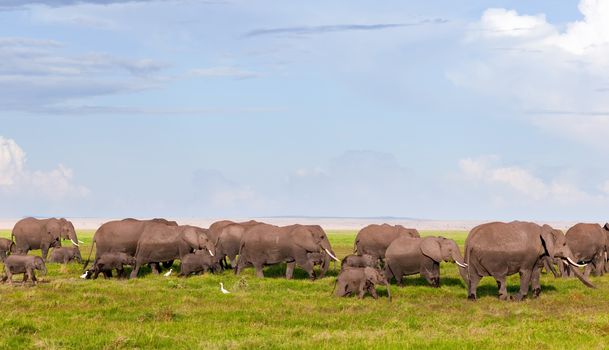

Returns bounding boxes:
[220,282,230,294]
[164,269,173,277]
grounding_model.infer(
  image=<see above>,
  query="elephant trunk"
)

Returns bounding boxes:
[385,282,392,301]
[566,261,596,288]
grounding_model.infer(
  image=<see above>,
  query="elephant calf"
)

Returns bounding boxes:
[49,247,82,264]
[179,250,220,276]
[340,254,380,271]
[1,255,47,285]
[0,237,16,262]
[88,252,136,279]
[334,267,391,300]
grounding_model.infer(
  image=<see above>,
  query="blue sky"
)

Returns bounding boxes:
[1,0,609,221]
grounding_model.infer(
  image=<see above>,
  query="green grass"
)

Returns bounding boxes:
[1,229,608,349]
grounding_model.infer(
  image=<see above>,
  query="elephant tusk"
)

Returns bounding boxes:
[208,249,215,257]
[324,248,339,262]
[70,239,79,247]
[78,240,84,244]
[455,261,468,268]
[566,257,586,268]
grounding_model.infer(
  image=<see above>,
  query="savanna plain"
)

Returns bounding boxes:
[0,229,608,349]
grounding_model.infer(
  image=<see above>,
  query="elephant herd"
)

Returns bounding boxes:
[0,217,605,301]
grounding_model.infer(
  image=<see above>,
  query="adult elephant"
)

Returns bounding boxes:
[354,224,420,259]
[465,221,594,301]
[130,225,215,278]
[83,218,178,270]
[214,220,261,268]
[565,223,608,277]
[385,236,468,287]
[236,223,339,279]
[12,217,79,261]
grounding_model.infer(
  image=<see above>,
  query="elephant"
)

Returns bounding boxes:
[212,220,261,269]
[565,223,608,277]
[83,218,178,271]
[353,224,420,259]
[49,247,82,264]
[87,252,136,279]
[179,250,220,276]
[334,267,391,300]
[0,237,16,262]
[465,221,594,301]
[306,251,332,278]
[236,223,339,280]
[384,236,467,287]
[1,255,47,285]
[340,254,381,271]
[12,217,79,261]
[130,225,215,278]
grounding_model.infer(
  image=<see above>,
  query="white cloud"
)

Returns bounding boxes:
[450,0,609,149]
[0,136,89,199]
[0,36,168,113]
[459,156,592,203]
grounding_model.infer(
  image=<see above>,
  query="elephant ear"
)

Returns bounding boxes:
[293,226,319,252]
[181,228,200,248]
[540,225,556,258]
[420,237,443,263]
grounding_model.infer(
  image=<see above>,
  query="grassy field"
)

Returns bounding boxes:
[1,229,609,349]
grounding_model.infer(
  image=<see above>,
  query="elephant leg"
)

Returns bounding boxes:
[367,284,379,299]
[130,262,142,279]
[229,255,238,270]
[467,271,482,301]
[295,257,315,281]
[285,262,295,279]
[22,272,28,283]
[384,265,394,284]
[30,271,37,285]
[93,269,100,279]
[531,267,542,298]
[593,254,604,276]
[583,264,592,278]
[357,280,367,299]
[150,263,160,275]
[254,263,264,278]
[513,269,532,301]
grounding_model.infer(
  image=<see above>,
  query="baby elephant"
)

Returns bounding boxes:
[2,255,47,285]
[179,250,220,276]
[89,252,136,279]
[341,254,381,271]
[0,237,16,262]
[307,252,331,278]
[334,267,391,300]
[49,247,82,264]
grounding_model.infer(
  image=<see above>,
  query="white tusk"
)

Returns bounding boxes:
[208,249,215,257]
[70,239,79,247]
[455,261,467,268]
[567,257,586,268]
[324,248,339,262]
[78,240,84,244]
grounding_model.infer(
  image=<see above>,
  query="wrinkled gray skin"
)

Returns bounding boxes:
[385,236,467,287]
[179,250,220,276]
[565,223,607,278]
[236,224,339,280]
[49,247,82,264]
[354,224,420,259]
[307,251,332,278]
[0,237,16,262]
[213,220,261,269]
[130,225,215,278]
[2,255,47,285]
[89,252,136,279]
[83,218,178,271]
[334,267,391,300]
[12,217,79,261]
[340,254,381,271]
[465,221,595,301]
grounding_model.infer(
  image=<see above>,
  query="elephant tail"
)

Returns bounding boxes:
[331,277,339,296]
[353,239,359,254]
[82,237,96,272]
